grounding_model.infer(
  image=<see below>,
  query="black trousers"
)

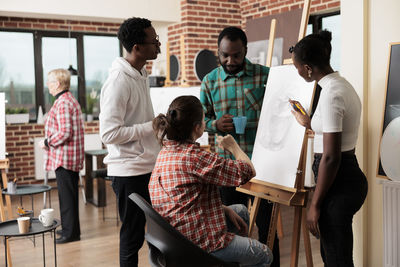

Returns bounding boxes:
[220,187,280,267]
[313,154,368,267]
[55,167,80,240]
[111,173,151,267]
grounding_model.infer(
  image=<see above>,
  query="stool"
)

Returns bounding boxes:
[91,169,119,226]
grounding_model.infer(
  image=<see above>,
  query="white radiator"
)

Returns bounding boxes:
[382,180,400,267]
[34,133,102,180]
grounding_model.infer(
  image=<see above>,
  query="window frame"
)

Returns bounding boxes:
[0,28,122,121]
[308,10,340,34]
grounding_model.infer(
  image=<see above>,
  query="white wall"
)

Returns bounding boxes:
[0,0,180,23]
[341,0,368,266]
[342,0,400,266]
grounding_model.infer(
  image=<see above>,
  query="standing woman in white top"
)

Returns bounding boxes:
[289,30,368,267]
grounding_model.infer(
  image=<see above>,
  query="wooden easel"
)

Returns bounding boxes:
[179,35,190,87]
[0,159,13,266]
[238,1,313,266]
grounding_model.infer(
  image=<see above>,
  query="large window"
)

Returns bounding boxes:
[0,29,121,120]
[83,36,120,117]
[308,11,341,71]
[0,32,36,119]
[42,37,78,112]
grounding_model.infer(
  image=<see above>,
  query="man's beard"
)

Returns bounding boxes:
[220,59,245,75]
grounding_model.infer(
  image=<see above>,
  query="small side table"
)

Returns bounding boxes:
[0,218,60,267]
[85,149,108,207]
[2,184,52,214]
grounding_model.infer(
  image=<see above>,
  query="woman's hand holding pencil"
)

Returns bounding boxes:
[289,99,311,130]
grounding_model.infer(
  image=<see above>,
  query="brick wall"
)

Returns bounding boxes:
[5,121,99,184]
[168,0,340,85]
[240,0,340,28]
[167,0,242,87]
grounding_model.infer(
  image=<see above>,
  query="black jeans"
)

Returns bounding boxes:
[313,154,368,267]
[55,167,80,240]
[111,174,151,267]
[220,187,280,267]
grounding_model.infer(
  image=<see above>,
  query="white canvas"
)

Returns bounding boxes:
[251,65,315,188]
[0,93,5,159]
[150,86,208,145]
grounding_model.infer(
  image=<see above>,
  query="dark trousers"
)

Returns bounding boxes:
[55,167,80,240]
[111,173,151,267]
[220,187,280,267]
[313,154,368,267]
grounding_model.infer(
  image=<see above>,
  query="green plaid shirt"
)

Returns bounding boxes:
[200,58,269,159]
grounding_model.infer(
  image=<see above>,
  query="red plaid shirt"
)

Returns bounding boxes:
[149,140,253,252]
[44,91,84,172]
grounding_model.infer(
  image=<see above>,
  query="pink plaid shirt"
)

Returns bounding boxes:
[44,91,84,172]
[149,140,253,252]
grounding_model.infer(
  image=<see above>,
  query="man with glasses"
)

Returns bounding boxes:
[200,26,280,266]
[99,17,161,267]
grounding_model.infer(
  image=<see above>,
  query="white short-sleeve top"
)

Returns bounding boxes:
[311,72,362,153]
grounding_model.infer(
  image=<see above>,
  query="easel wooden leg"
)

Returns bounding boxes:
[267,203,280,249]
[302,207,313,267]
[277,209,284,239]
[290,206,302,267]
[1,171,12,219]
[1,167,13,267]
[248,197,261,237]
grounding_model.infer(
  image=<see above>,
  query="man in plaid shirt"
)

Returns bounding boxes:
[40,68,84,244]
[200,27,280,266]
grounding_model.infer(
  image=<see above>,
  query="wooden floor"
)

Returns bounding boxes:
[0,181,324,266]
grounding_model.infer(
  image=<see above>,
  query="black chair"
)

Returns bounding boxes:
[129,193,239,267]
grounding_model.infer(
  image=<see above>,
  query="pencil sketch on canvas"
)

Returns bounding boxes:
[251,65,315,188]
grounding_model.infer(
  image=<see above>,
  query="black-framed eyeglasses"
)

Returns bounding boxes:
[138,35,160,46]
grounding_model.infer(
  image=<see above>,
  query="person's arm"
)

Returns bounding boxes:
[307,132,341,238]
[100,78,153,145]
[47,101,73,148]
[191,135,255,187]
[216,134,256,176]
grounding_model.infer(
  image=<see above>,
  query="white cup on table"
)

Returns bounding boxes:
[38,208,54,227]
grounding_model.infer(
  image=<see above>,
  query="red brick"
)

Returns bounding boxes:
[72,26,84,31]
[4,22,18,27]
[209,1,220,7]
[281,6,289,12]
[327,1,340,8]
[85,26,97,31]
[91,22,103,26]
[18,22,32,28]
[0,16,10,21]
[28,130,41,135]
[97,27,109,32]
[316,4,327,10]
[33,23,45,29]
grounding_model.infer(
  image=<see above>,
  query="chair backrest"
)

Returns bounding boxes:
[129,193,237,267]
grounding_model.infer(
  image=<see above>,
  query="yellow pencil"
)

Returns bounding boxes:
[294,102,306,115]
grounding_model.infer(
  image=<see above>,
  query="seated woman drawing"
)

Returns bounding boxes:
[149,95,273,267]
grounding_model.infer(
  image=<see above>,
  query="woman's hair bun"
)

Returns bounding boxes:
[319,30,332,43]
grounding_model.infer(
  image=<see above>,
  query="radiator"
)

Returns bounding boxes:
[382,180,400,267]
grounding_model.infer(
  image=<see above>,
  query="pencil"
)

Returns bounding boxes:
[294,103,306,116]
